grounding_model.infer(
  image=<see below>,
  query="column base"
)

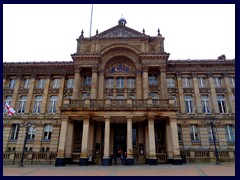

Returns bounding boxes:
[102,158,111,166]
[167,158,173,164]
[172,158,183,165]
[79,158,88,166]
[148,158,157,165]
[55,158,65,166]
[125,158,134,165]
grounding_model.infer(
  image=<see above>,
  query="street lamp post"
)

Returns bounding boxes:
[203,117,220,165]
[19,121,34,167]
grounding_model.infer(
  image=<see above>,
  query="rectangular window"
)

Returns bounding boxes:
[8,79,16,89]
[208,126,218,141]
[214,77,223,88]
[167,78,176,88]
[4,96,12,114]
[177,124,183,141]
[23,79,30,89]
[225,125,235,141]
[33,96,42,114]
[17,96,27,113]
[149,75,157,85]
[106,78,114,88]
[48,96,58,114]
[52,79,60,88]
[67,78,74,88]
[43,124,52,140]
[229,77,235,88]
[117,77,124,88]
[27,126,36,140]
[37,79,45,89]
[182,77,192,88]
[127,78,135,88]
[190,124,200,141]
[198,77,207,88]
[185,95,194,113]
[201,95,211,114]
[217,95,227,113]
[84,76,92,85]
[10,124,19,140]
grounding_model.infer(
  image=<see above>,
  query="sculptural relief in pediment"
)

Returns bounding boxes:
[98,27,144,38]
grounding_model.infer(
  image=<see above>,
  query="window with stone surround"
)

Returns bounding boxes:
[17,95,27,113]
[213,77,223,88]
[201,95,211,114]
[190,124,200,141]
[117,77,124,88]
[127,78,135,88]
[229,77,235,88]
[8,79,16,89]
[48,96,58,114]
[23,79,30,89]
[217,95,227,113]
[167,77,176,88]
[43,124,52,140]
[84,76,92,85]
[184,95,194,114]
[106,78,114,88]
[225,124,235,142]
[37,78,45,89]
[182,77,192,88]
[198,77,207,88]
[208,125,218,141]
[177,124,183,141]
[52,78,60,88]
[10,124,19,140]
[149,74,158,85]
[33,95,42,114]
[27,125,36,141]
[67,78,74,88]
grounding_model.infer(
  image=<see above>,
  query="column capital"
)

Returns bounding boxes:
[192,73,197,78]
[159,66,166,72]
[16,74,22,79]
[46,73,51,79]
[136,68,142,74]
[98,69,104,75]
[126,116,133,120]
[91,66,98,73]
[30,73,37,79]
[142,66,149,72]
[176,72,182,78]
[104,115,111,120]
[206,72,213,78]
[60,73,66,78]
[82,115,90,120]
[62,115,69,121]
[74,66,82,73]
[223,72,229,77]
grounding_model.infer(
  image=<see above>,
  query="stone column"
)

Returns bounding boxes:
[176,73,185,113]
[11,75,21,110]
[55,116,69,166]
[192,73,202,113]
[80,116,90,166]
[98,70,104,99]
[57,74,65,114]
[88,121,94,154]
[3,74,7,90]
[90,66,98,99]
[65,121,74,159]
[25,74,36,114]
[169,115,182,165]
[41,74,51,114]
[3,125,11,152]
[148,116,157,165]
[165,122,173,162]
[208,73,219,113]
[102,116,111,166]
[160,67,168,99]
[72,66,82,99]
[126,116,134,165]
[136,69,143,99]
[144,123,149,159]
[142,66,149,99]
[223,72,235,114]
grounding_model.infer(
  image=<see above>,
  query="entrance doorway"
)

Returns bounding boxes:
[113,124,126,157]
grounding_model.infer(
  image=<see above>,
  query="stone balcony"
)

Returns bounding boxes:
[61,98,178,111]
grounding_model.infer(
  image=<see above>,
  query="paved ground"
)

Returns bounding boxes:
[3,162,235,176]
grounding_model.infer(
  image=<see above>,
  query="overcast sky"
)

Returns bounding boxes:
[3,4,235,62]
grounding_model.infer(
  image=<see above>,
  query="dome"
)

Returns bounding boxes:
[118,17,127,26]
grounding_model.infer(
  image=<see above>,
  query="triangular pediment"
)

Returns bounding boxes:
[92,25,147,38]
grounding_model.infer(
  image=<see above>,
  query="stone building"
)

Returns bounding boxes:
[3,18,235,166]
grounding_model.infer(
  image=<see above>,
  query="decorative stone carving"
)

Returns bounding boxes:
[100,27,144,38]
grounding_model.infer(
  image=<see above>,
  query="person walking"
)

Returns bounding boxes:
[88,154,92,165]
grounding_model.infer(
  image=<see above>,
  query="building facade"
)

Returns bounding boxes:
[3,18,235,166]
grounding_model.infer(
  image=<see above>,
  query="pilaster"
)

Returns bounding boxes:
[160,67,168,99]
[223,73,234,113]
[176,73,185,113]
[57,74,65,113]
[25,74,36,113]
[90,66,98,99]
[207,73,219,113]
[41,74,51,114]
[136,69,143,99]
[102,116,111,166]
[142,66,149,99]
[98,69,104,99]
[192,73,202,113]
[72,66,82,99]
[11,75,21,110]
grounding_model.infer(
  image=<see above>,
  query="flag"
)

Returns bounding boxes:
[5,102,15,116]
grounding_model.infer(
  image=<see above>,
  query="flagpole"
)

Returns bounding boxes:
[89,4,93,37]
